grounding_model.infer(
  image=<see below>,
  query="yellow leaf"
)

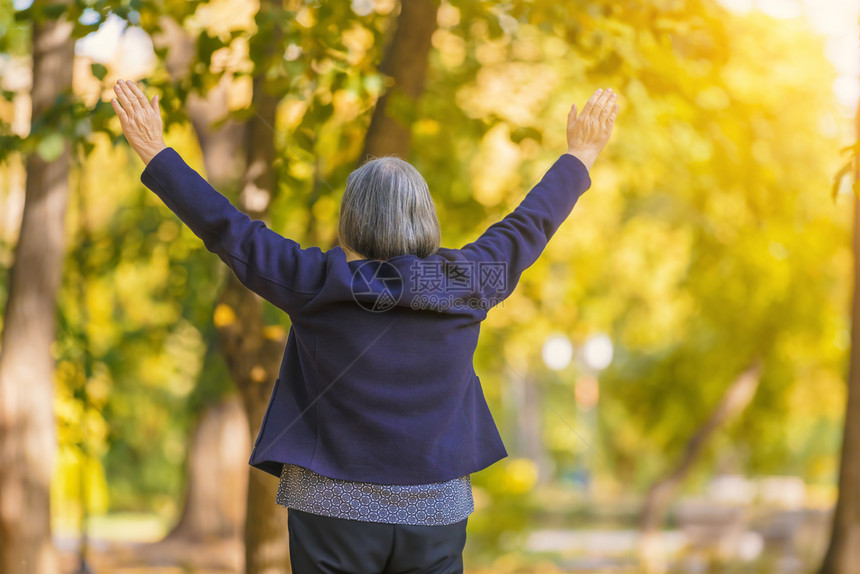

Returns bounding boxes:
[213,303,237,327]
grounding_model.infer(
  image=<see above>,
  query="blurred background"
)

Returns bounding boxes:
[0,0,858,572]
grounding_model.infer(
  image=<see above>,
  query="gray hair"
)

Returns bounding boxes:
[338,157,441,261]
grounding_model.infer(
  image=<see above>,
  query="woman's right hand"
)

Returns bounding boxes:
[565,88,619,171]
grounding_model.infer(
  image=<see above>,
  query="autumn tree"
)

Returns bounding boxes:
[818,64,860,574]
[0,1,74,572]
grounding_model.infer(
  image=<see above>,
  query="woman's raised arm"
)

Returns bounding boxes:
[460,88,619,303]
[110,80,326,313]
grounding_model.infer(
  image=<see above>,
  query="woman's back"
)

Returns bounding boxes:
[116,77,619,571]
[245,151,592,485]
[253,248,504,486]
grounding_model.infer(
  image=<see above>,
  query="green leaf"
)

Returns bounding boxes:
[71,20,102,40]
[228,107,256,122]
[77,139,95,157]
[196,32,224,66]
[510,126,543,144]
[42,3,67,20]
[91,63,108,81]
[13,7,32,22]
[0,135,22,159]
[36,132,66,162]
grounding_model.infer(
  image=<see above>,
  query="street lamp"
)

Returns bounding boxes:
[542,333,573,371]
[582,333,614,372]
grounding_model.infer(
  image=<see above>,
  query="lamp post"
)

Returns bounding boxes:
[573,333,613,494]
[538,334,573,484]
[539,332,614,490]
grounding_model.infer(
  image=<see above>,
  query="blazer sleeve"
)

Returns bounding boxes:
[140,147,326,313]
[459,153,592,303]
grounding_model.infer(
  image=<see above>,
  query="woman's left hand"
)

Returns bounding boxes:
[110,79,167,166]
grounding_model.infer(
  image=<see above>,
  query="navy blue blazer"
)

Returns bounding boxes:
[141,148,591,485]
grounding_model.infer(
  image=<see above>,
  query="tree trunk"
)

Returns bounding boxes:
[214,269,288,573]
[223,24,293,566]
[211,268,289,573]
[0,3,74,573]
[165,396,249,542]
[818,96,860,574]
[158,0,290,574]
[358,0,438,162]
[637,362,761,574]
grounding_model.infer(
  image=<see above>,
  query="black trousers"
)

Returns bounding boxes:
[287,508,468,574]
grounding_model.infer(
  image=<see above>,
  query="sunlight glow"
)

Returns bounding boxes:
[75,14,126,63]
[720,0,859,114]
[75,15,156,80]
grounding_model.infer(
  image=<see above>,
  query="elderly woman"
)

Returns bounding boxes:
[111,79,618,573]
